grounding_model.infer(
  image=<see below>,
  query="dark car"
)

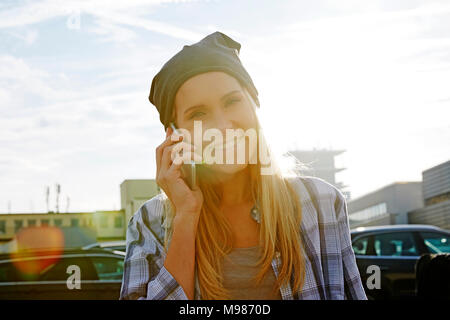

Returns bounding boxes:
[0,248,125,299]
[351,224,450,300]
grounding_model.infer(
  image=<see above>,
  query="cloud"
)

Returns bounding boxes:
[0,0,204,41]
[87,18,138,43]
[0,55,72,110]
[6,28,38,46]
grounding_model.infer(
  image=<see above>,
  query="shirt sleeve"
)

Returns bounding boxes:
[119,200,189,300]
[334,189,368,300]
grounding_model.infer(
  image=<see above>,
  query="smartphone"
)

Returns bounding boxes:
[169,122,197,190]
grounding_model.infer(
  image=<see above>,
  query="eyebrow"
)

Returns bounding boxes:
[183,90,242,116]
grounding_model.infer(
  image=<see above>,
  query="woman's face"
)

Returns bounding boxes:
[174,71,258,176]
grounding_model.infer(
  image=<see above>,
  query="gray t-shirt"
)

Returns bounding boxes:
[221,246,282,300]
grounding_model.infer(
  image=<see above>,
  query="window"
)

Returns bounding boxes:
[14,220,23,233]
[0,220,5,234]
[374,232,418,256]
[100,216,108,228]
[71,219,79,227]
[90,257,124,280]
[349,203,388,222]
[39,257,97,281]
[114,216,123,228]
[41,219,50,226]
[28,219,36,227]
[54,219,62,227]
[425,191,450,206]
[352,236,369,255]
[420,232,450,254]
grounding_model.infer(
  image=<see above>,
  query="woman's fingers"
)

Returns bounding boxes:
[161,141,201,171]
[156,127,182,171]
[166,150,202,180]
[171,141,202,164]
[156,127,171,171]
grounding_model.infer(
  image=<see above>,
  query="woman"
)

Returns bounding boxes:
[119,31,367,300]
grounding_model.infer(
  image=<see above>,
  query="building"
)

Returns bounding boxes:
[409,160,450,230]
[0,179,160,246]
[347,182,423,228]
[288,148,350,199]
[93,210,126,240]
[0,210,126,245]
[120,179,160,225]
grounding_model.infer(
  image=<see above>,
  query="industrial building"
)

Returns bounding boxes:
[347,159,449,230]
[347,182,423,228]
[409,160,450,230]
[0,180,160,246]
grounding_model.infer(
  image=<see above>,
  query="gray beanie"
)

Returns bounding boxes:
[149,31,260,129]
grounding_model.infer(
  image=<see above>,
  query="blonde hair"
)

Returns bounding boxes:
[163,86,306,299]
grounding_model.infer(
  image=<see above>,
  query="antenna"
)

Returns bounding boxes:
[55,183,61,213]
[46,186,50,213]
[66,196,70,213]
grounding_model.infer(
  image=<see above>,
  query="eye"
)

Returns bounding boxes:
[188,111,206,120]
[225,97,241,107]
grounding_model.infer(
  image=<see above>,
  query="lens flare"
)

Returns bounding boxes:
[10,226,64,279]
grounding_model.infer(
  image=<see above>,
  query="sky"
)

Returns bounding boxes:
[1,0,449,213]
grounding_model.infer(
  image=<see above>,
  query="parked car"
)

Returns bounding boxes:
[82,240,126,253]
[0,248,125,299]
[351,224,450,300]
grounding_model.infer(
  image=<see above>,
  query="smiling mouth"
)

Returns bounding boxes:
[203,135,246,155]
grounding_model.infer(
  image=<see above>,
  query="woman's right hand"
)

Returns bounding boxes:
[155,126,204,225]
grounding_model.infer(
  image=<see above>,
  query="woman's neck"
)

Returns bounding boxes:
[218,167,253,207]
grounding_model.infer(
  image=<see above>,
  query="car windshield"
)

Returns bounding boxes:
[421,232,450,253]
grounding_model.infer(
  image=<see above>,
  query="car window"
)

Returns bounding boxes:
[0,256,97,282]
[420,232,450,253]
[374,232,418,256]
[352,236,370,255]
[39,257,97,281]
[0,256,61,282]
[0,263,21,282]
[90,256,124,280]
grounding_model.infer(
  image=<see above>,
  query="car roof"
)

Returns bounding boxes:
[82,240,126,249]
[0,247,125,260]
[350,224,449,235]
[100,240,126,245]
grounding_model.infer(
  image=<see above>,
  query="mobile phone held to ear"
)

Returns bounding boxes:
[170,122,197,190]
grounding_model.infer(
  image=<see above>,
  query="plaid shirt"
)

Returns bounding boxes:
[119,175,367,300]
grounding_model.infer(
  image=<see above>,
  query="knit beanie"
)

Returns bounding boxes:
[149,31,260,129]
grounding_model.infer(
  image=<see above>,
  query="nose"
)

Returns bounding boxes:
[211,111,235,136]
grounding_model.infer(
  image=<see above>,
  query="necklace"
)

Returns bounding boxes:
[250,203,261,224]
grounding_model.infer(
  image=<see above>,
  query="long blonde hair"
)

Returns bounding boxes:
[163,89,306,300]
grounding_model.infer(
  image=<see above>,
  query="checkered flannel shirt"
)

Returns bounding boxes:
[119,175,367,300]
